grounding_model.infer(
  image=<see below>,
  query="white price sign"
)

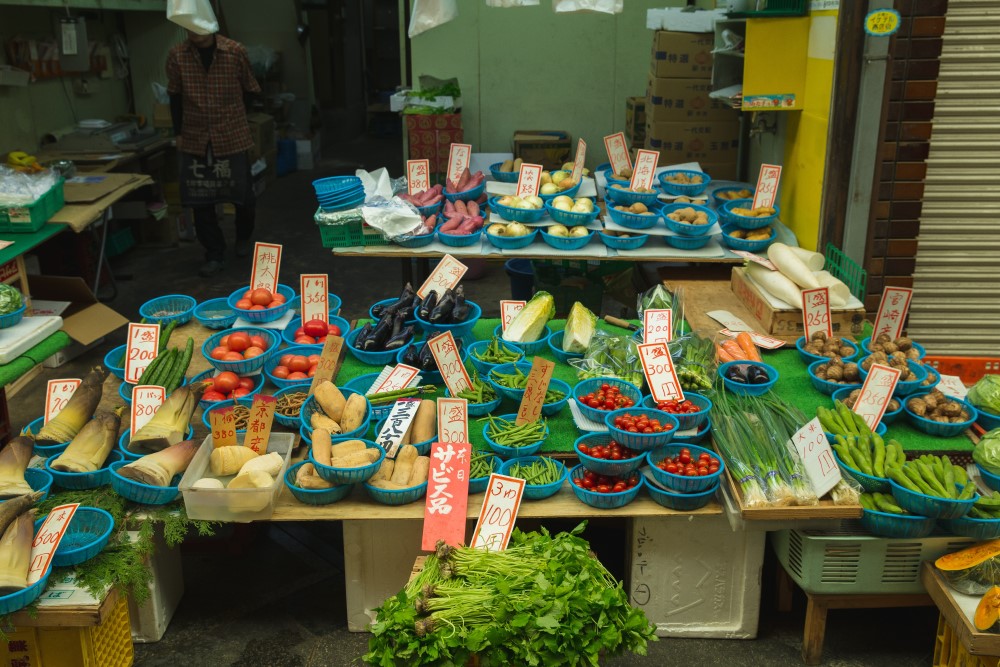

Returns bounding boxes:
[300,274,329,324]
[789,417,841,497]
[471,474,526,552]
[603,132,632,176]
[29,503,80,585]
[872,286,914,342]
[417,254,468,300]
[643,309,673,346]
[124,323,160,384]
[515,163,543,198]
[437,397,468,444]
[801,287,833,340]
[637,342,684,403]
[500,300,525,333]
[44,379,80,423]
[375,398,421,459]
[572,139,587,184]
[428,331,473,396]
[852,363,902,430]
[131,385,165,433]
[752,163,782,210]
[629,150,659,192]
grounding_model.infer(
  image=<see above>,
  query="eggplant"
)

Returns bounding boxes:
[401,343,421,367]
[451,287,469,323]
[399,296,420,322]
[747,365,770,384]
[391,310,406,337]
[371,304,386,318]
[429,288,456,324]
[725,364,749,384]
[418,341,435,370]
[353,322,373,346]
[418,291,438,320]
[384,325,415,351]
[378,283,416,319]
[363,315,394,351]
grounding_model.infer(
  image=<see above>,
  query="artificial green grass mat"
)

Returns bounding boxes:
[0,332,71,387]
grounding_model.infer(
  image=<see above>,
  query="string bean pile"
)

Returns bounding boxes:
[472,337,521,364]
[469,451,497,479]
[482,415,547,448]
[454,373,497,404]
[489,367,566,403]
[506,457,562,485]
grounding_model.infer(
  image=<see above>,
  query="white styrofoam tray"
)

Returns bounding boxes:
[0,315,63,364]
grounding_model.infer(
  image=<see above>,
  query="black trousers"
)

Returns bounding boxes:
[193,199,255,262]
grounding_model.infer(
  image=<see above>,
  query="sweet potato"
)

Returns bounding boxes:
[439,216,463,233]
[454,200,468,216]
[467,201,479,217]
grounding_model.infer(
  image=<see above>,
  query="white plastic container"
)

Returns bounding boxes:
[178,433,293,522]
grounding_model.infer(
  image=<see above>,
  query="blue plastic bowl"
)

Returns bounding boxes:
[437,228,483,248]
[264,345,321,389]
[201,327,279,375]
[605,185,660,207]
[978,464,1000,492]
[492,324,551,356]
[226,283,295,324]
[605,409,678,451]
[646,443,725,493]
[569,464,643,509]
[573,377,643,424]
[467,339,524,376]
[313,175,362,195]
[547,331,584,364]
[316,184,364,203]
[482,413,548,459]
[646,476,719,511]
[922,366,941,393]
[539,179,582,202]
[545,199,601,225]
[641,392,711,431]
[119,425,195,461]
[283,462,353,506]
[140,294,196,326]
[858,358,928,397]
[413,300,481,340]
[941,515,1000,540]
[281,315,351,348]
[486,228,538,250]
[0,303,25,329]
[860,337,927,360]
[719,224,777,252]
[599,231,649,250]
[498,456,567,500]
[345,328,409,366]
[861,509,936,539]
[833,452,890,493]
[309,438,384,485]
[0,468,54,503]
[661,203,718,236]
[0,566,49,614]
[489,162,519,183]
[807,359,861,396]
[109,461,181,505]
[541,379,571,417]
[20,417,70,458]
[269,386,308,428]
[444,388,502,417]
[824,421,886,445]
[719,361,779,396]
[443,180,486,203]
[831,386,903,425]
[721,198,779,230]
[46,450,123,490]
[905,393,978,437]
[605,203,660,230]
[489,196,546,223]
[299,390,371,440]
[658,170,711,196]
[368,299,418,325]
[889,478,977,519]
[712,186,755,207]
[397,231,436,248]
[373,417,433,455]
[600,168,630,188]
[103,345,127,380]
[188,368,260,410]
[469,453,502,494]
[540,229,594,251]
[36,507,114,567]
[978,408,1000,432]
[319,194,365,212]
[414,199,443,217]
[674,418,712,444]
[488,362,533,402]
[194,298,237,330]
[665,233,712,250]
[200,396,255,434]
[364,480,428,505]
[574,433,645,477]
[796,336,860,365]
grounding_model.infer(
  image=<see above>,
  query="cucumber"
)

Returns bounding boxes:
[136,351,166,385]
[165,338,194,393]
[159,321,177,352]
[148,349,175,387]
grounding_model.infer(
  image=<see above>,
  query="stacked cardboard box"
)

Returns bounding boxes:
[625,97,646,149]
[645,31,740,178]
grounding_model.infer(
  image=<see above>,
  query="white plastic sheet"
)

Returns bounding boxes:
[166,0,219,35]
[408,0,459,38]
[486,0,540,6]
[552,0,622,13]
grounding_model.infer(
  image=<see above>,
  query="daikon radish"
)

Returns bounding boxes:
[813,270,851,308]
[788,246,825,271]
[747,262,803,307]
[767,243,821,289]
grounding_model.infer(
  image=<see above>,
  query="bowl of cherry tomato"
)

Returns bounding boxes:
[190,369,262,409]
[647,443,724,493]
[641,392,712,431]
[573,377,642,423]
[264,345,324,388]
[569,464,644,509]
[573,433,645,477]
[604,408,678,451]
[281,316,351,347]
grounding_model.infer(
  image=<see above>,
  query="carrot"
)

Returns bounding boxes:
[716,344,736,364]
[721,340,745,361]
[735,332,761,362]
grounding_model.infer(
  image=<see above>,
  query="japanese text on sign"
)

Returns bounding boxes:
[720,329,786,349]
[437,398,468,444]
[500,300,525,333]
[572,139,587,185]
[308,335,344,394]
[865,8,901,36]
[29,503,79,585]
[872,287,913,341]
[421,441,472,551]
[417,254,468,299]
[407,159,430,194]
[429,331,473,396]
[853,363,902,430]
[131,385,165,433]
[245,394,276,455]
[300,274,329,324]
[44,379,80,424]
[371,364,420,394]
[937,374,968,400]
[516,163,543,198]
[125,323,160,384]
[730,250,777,271]
[643,309,673,346]
[516,357,555,425]
[789,417,841,497]
[802,287,833,339]
[210,407,237,448]
[629,150,659,192]
[603,132,632,177]
[471,474,525,552]
[250,242,283,293]
[447,143,472,186]
[637,342,685,403]
[752,164,782,210]
[376,399,421,459]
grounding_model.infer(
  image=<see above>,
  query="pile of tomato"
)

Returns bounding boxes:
[611,412,672,434]
[271,352,321,381]
[292,319,343,345]
[201,371,256,402]
[656,448,720,477]
[234,287,286,311]
[577,439,640,461]
[208,330,272,362]
[578,383,635,411]
[655,399,701,414]
[573,470,641,494]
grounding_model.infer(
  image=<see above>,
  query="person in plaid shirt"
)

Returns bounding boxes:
[167,24,261,277]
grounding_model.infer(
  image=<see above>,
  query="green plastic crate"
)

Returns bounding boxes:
[824,243,867,301]
[731,0,808,18]
[106,227,135,258]
[317,216,388,248]
[771,526,973,595]
[0,178,64,232]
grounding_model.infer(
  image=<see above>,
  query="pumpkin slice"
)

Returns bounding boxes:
[936,540,1000,571]
[976,586,1000,632]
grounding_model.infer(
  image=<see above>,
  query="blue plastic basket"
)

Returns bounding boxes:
[313,175,362,195]
[605,203,660,230]
[413,300,481,340]
[200,397,255,434]
[721,199,779,230]
[368,299,418,325]
[831,386,903,425]
[443,180,486,203]
[317,185,364,204]
[859,337,927,360]
[492,324,551,356]
[599,231,649,250]
[319,193,365,213]
[719,361,778,396]
[861,509,936,539]
[719,225,777,252]
[541,379,571,417]
[119,425,195,461]
[600,168,630,188]
[20,417,70,458]
[264,345,320,389]
[194,298,237,330]
[547,331,584,364]
[646,443,725,493]
[140,295,196,326]
[807,359,861,396]
[10,468,53,502]
[195,370,262,411]
[482,413,548,459]
[0,566,50,614]
[40,507,114,567]
[661,203,718,236]
[545,199,601,225]
[573,433,645,476]
[469,453,502,494]
[569,464,643,509]
[978,464,1000,492]
[0,303,26,329]
[605,409,678,451]
[299,390,371,440]
[889,478,977,519]
[572,377,643,423]
[858,358,928,397]
[605,185,661,207]
[109,461,181,505]
[905,393,978,437]
[309,438,384,485]
[437,228,482,248]
[641,392,711,431]
[103,345,127,380]
[665,233,712,251]
[444,388,502,417]
[396,231,436,248]
[488,362,533,402]
[712,186,755,207]
[486,228,538,250]
[498,456,567,500]
[922,366,941,393]
[833,452,890,493]
[269,386,307,428]
[646,476,719,511]
[978,408,1000,432]
[467,339,524,376]
[658,170,711,196]
[201,327,279,375]
[226,283,295,324]
[45,450,123,490]
[345,328,408,366]
[489,197,546,223]
[489,162,519,183]
[281,315,351,347]
[283,462,353,505]
[540,229,594,251]
[796,336,860,365]
[414,200,443,217]
[674,418,711,444]
[941,515,1000,540]
[364,480,428,505]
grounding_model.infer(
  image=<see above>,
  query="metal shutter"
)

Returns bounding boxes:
[909,0,1000,354]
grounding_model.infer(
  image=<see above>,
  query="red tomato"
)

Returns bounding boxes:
[266,301,282,309]
[307,354,321,365]
[294,336,316,345]
[328,324,341,336]
[307,366,317,377]
[203,390,227,402]
[279,354,294,367]
[272,366,290,379]
[249,335,267,350]
[303,319,328,338]
[219,335,230,347]
[214,372,240,394]
[228,332,251,352]
[237,377,255,391]
[288,356,309,373]
[294,327,306,338]
[287,371,308,380]
[232,387,251,398]
[209,346,229,360]
[243,346,265,359]
[235,299,253,310]
[242,290,253,300]
[273,293,286,304]
[250,288,273,306]
[222,351,244,362]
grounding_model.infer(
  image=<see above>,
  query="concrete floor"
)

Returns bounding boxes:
[8,136,944,665]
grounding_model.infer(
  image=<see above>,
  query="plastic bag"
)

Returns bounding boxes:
[486,0,540,6]
[166,0,218,35]
[409,0,458,38]
[636,284,685,343]
[671,329,719,394]
[552,0,622,13]
[360,197,422,242]
[0,166,59,206]
[569,330,644,388]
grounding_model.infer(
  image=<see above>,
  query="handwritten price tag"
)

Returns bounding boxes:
[752,163,782,209]
[720,329,786,349]
[447,143,472,186]
[471,474,525,552]
[500,300,526,333]
[515,357,555,426]
[300,274,329,324]
[629,150,659,192]
[516,163,543,198]
[872,286,914,341]
[417,254,468,300]
[437,397,469,444]
[603,132,632,176]
[707,310,753,333]
[407,159,430,194]
[643,309,673,346]
[731,250,777,270]
[789,417,841,497]
[44,379,80,423]
[125,323,160,384]
[421,441,472,551]
[428,332,473,396]
[802,287,833,339]
[250,242,282,293]
[29,503,79,585]
[131,385,165,433]
[245,394,276,455]
[375,398,421,459]
[210,407,237,448]
[637,342,685,403]
[937,374,968,400]
[371,364,420,394]
[853,363,902,430]
[572,139,587,185]
[308,335,345,394]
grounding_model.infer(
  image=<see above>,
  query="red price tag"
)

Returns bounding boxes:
[29,503,80,585]
[872,286,913,342]
[244,394,276,455]
[407,159,430,194]
[637,342,685,403]
[515,163,543,198]
[421,441,472,551]
[515,357,555,426]
[131,385,165,433]
[250,242,282,293]
[447,143,472,187]
[417,254,468,300]
[853,363,902,430]
[500,300,526,333]
[629,150,659,191]
[731,250,777,270]
[125,323,160,384]
[752,164,782,209]
[572,139,587,185]
[428,332,473,396]
[300,274,329,324]
[802,287,833,339]
[437,397,468,444]
[371,364,420,394]
[471,474,526,552]
[44,379,80,424]
[210,406,238,448]
[603,132,632,176]
[643,309,673,346]
[789,417,841,497]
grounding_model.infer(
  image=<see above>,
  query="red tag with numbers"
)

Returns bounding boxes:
[471,474,525,552]
[417,254,468,300]
[853,363,902,430]
[802,287,833,339]
[629,150,659,191]
[131,385,165,433]
[872,286,913,341]
[637,342,685,403]
[44,379,80,423]
[250,242,282,293]
[407,159,430,194]
[572,139,587,184]
[643,309,673,346]
[500,300,526,333]
[731,250,777,270]
[789,417,841,497]
[300,274,328,324]
[437,398,468,444]
[421,441,472,551]
[752,164,782,209]
[603,132,632,176]
[447,144,472,186]
[125,323,160,384]
[428,332,473,396]
[516,163,543,198]
[210,407,237,449]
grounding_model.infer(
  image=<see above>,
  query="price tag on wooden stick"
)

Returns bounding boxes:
[643,309,673,346]
[500,300,525,333]
[637,342,685,403]
[752,163,782,210]
[471,474,525,552]
[421,441,472,551]
[417,254,468,299]
[300,274,329,324]
[429,331,473,396]
[407,159,430,194]
[603,132,632,176]
[28,503,79,585]
[789,417,841,497]
[571,139,587,185]
[245,394,276,455]
[124,322,159,384]
[802,287,833,340]
[308,335,345,394]
[447,143,472,187]
[131,385,165,433]
[515,357,555,425]
[375,398,422,459]
[629,149,659,192]
[210,407,238,449]
[516,163,543,198]
[437,397,468,444]
[44,379,80,423]
[872,286,914,342]
[852,363,902,430]
[250,242,282,293]
[371,364,421,394]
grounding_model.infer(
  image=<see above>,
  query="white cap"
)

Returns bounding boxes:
[167,0,219,36]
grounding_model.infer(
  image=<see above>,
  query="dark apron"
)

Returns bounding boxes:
[179,146,250,207]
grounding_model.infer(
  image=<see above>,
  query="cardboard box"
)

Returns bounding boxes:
[645,7,729,32]
[33,276,128,367]
[644,119,740,165]
[625,97,646,148]
[646,74,738,122]
[406,113,463,174]
[152,103,173,130]
[246,112,276,163]
[513,130,572,171]
[650,31,714,79]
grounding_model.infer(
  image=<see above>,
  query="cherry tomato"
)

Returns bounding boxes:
[243,346,265,358]
[237,377,255,391]
[202,390,226,402]
[222,351,244,362]
[272,366,290,379]
[235,299,252,310]
[209,346,229,360]
[288,356,310,373]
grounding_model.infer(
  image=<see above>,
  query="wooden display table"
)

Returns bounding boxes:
[923,563,1000,662]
